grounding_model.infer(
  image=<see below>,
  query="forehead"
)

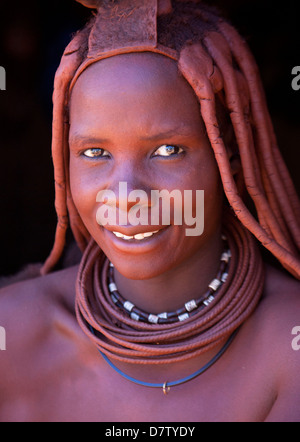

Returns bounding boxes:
[69,52,202,136]
[77,51,176,81]
[71,52,199,106]
[71,52,179,95]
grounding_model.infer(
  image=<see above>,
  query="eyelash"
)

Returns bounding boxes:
[151,145,185,158]
[82,148,110,159]
[81,144,185,159]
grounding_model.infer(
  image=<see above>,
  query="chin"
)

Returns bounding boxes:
[105,252,175,281]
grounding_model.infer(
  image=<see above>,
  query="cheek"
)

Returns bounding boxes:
[184,153,222,200]
[188,155,223,234]
[69,159,102,229]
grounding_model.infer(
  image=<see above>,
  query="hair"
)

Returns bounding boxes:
[41,0,300,279]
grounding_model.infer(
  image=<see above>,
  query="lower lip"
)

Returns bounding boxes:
[102,226,171,254]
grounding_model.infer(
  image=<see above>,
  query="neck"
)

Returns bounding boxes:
[113,230,223,314]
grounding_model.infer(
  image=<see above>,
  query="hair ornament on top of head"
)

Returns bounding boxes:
[69,0,177,90]
[41,0,300,280]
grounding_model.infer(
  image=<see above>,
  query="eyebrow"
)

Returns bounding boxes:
[69,134,109,147]
[140,127,192,141]
[69,127,192,147]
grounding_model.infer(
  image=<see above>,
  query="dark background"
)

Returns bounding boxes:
[0,0,299,277]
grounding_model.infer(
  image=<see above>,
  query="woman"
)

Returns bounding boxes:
[0,0,299,422]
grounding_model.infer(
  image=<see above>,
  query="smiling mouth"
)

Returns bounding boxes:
[112,230,161,241]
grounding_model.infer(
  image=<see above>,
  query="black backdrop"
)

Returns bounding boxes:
[0,0,299,276]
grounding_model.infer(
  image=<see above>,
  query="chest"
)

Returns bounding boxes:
[1,345,276,422]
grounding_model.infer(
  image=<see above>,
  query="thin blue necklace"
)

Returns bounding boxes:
[90,326,238,395]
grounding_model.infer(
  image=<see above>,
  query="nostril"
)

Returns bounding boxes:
[128,189,152,209]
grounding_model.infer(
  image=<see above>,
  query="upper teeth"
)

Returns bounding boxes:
[113,230,159,240]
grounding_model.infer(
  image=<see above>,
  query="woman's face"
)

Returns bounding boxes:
[69,53,223,279]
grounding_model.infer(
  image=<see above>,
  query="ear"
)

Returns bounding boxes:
[229,152,242,177]
[226,149,246,198]
[221,123,241,178]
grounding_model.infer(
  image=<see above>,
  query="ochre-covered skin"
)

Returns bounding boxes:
[0,0,299,422]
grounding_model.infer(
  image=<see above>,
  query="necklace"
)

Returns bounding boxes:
[90,325,238,395]
[75,210,264,365]
[107,238,231,324]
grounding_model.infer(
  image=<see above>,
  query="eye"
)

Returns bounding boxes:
[82,148,110,159]
[152,144,184,157]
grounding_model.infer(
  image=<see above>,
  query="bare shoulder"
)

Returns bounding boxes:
[258,264,300,332]
[252,264,300,421]
[0,265,79,378]
[0,264,79,320]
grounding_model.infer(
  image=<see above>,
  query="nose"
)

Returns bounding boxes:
[107,181,151,211]
[97,161,153,213]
